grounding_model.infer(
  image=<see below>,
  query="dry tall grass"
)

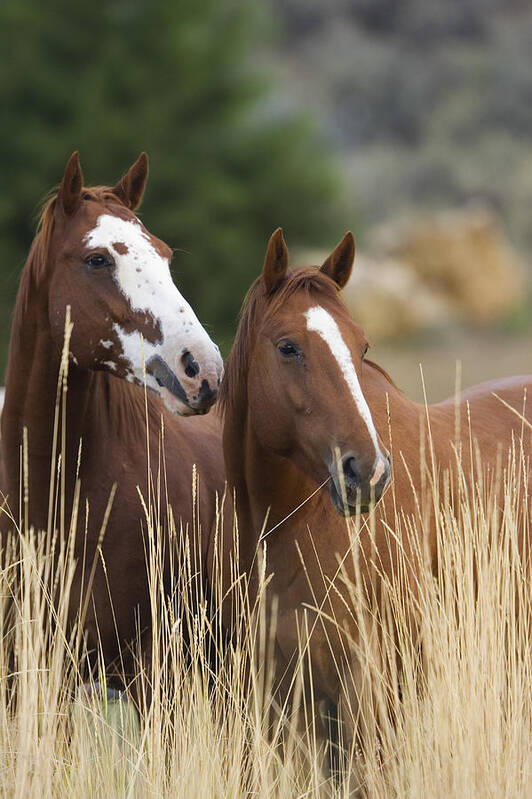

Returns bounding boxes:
[0,360,530,797]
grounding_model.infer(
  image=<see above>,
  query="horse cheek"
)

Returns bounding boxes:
[285,379,307,414]
[48,280,73,349]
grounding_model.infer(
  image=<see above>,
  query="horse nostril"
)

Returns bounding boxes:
[181,350,200,379]
[189,379,218,412]
[198,379,217,405]
[342,456,360,487]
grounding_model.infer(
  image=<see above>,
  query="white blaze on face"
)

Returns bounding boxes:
[84,214,222,406]
[305,305,381,458]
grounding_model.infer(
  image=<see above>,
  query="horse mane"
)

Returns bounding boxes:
[364,358,401,392]
[219,266,342,417]
[13,193,58,328]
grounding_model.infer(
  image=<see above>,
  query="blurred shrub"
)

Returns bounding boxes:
[300,205,525,342]
[0,0,347,374]
[342,254,454,341]
[372,205,525,324]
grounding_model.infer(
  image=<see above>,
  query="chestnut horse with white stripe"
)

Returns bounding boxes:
[220,227,531,761]
[1,152,225,690]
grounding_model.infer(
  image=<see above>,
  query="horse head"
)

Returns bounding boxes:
[43,152,223,415]
[224,228,390,515]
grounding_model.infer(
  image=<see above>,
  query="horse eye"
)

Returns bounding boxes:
[86,253,112,269]
[363,343,369,358]
[278,340,299,358]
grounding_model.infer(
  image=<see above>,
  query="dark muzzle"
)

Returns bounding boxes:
[146,355,188,404]
[329,452,391,516]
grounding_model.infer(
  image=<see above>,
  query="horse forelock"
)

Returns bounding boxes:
[219,265,341,418]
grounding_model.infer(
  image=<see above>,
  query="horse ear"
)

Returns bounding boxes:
[57,151,83,215]
[320,231,355,289]
[112,152,149,210]
[263,228,289,293]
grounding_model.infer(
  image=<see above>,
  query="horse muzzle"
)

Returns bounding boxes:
[328,451,391,516]
[146,354,221,416]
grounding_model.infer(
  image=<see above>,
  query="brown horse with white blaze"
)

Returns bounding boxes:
[220,227,531,756]
[1,152,226,687]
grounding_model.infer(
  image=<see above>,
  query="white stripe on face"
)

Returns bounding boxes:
[305,305,381,456]
[84,214,221,390]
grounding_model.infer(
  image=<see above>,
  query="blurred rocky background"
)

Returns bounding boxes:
[1,0,531,400]
[301,204,528,399]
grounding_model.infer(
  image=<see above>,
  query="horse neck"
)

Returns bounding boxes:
[1,272,94,530]
[361,360,455,471]
[223,407,315,562]
[361,360,419,427]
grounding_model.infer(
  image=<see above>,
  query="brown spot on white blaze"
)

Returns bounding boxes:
[119,310,163,344]
[95,330,132,379]
[112,241,129,255]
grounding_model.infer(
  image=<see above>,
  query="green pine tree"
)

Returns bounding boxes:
[0,0,347,372]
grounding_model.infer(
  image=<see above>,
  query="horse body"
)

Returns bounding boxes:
[1,153,225,681]
[220,228,531,724]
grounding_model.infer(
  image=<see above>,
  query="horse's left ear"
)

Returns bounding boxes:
[320,231,355,289]
[112,152,149,210]
[263,227,289,293]
[57,151,84,215]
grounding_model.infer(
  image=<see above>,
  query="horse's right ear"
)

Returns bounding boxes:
[112,152,149,210]
[263,228,289,293]
[57,152,83,215]
[320,231,355,289]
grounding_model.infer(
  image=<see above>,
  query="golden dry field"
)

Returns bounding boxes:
[0,381,530,799]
